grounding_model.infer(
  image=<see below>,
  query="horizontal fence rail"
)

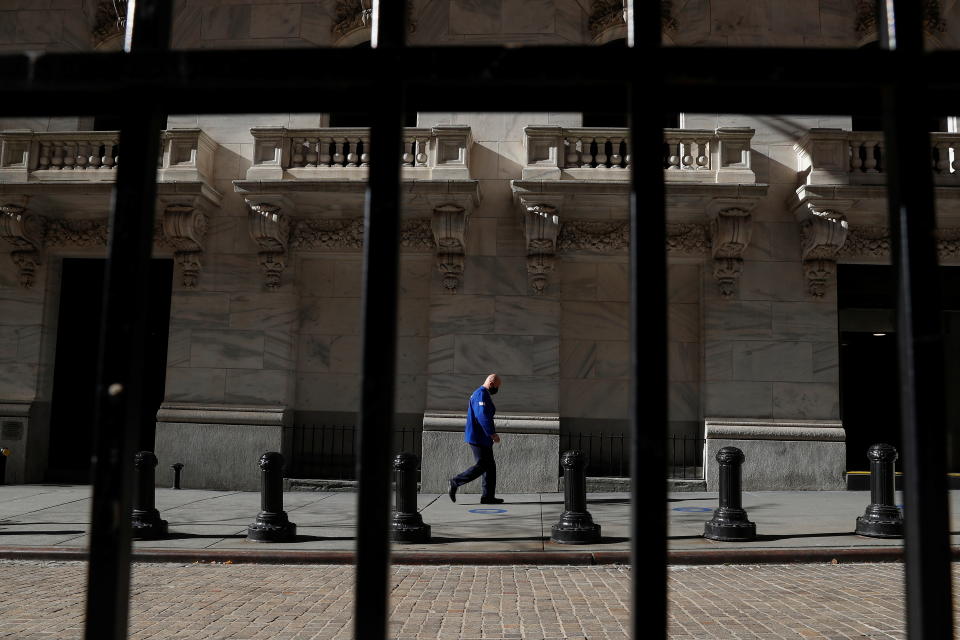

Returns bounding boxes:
[285,424,422,480]
[559,433,703,480]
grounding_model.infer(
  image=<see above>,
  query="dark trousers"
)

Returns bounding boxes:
[451,444,496,498]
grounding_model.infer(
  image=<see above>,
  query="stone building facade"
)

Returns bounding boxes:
[2,0,960,491]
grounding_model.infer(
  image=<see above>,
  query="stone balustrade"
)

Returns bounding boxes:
[246,125,472,181]
[521,126,756,183]
[796,128,960,186]
[0,128,216,184]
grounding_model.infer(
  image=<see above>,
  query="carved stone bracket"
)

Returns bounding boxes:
[431,204,468,293]
[523,203,561,295]
[707,204,754,298]
[0,203,44,288]
[797,203,849,297]
[161,205,208,288]
[247,202,290,290]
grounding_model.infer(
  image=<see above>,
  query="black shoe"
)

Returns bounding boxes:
[480,497,504,504]
[448,480,458,503]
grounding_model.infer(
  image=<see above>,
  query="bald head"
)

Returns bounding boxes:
[483,373,501,390]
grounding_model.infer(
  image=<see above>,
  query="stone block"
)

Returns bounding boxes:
[739,260,806,302]
[502,0,554,33]
[166,328,191,367]
[498,140,525,178]
[295,373,359,412]
[398,297,430,337]
[264,330,295,370]
[704,381,772,418]
[731,341,814,382]
[225,369,291,405]
[596,262,629,302]
[300,299,360,335]
[668,341,700,382]
[494,296,559,335]
[560,340,596,379]
[771,301,838,342]
[170,292,230,329]
[396,337,429,375]
[704,300,772,340]
[427,374,558,414]
[298,259,335,296]
[450,0,500,35]
[16,11,61,43]
[460,256,528,296]
[229,293,298,330]
[427,335,455,373]
[559,262,597,301]
[398,258,431,300]
[594,341,630,379]
[329,335,362,374]
[201,5,251,41]
[394,374,428,413]
[419,412,559,493]
[250,4,300,38]
[704,419,845,490]
[667,263,700,303]
[454,334,534,376]
[561,301,628,341]
[812,342,839,383]
[297,334,331,372]
[0,363,38,401]
[190,330,264,369]
[464,218,498,257]
[164,367,227,403]
[669,382,700,421]
[559,378,628,419]
[668,303,700,343]
[155,404,288,491]
[430,295,495,335]
[772,382,840,420]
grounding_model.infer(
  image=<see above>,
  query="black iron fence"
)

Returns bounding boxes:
[285,424,421,480]
[559,433,703,479]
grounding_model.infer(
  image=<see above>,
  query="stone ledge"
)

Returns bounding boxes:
[0,401,32,418]
[157,403,289,427]
[705,419,845,442]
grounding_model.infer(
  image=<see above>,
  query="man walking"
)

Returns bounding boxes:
[448,373,503,504]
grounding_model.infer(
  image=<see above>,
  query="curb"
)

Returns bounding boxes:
[0,545,924,566]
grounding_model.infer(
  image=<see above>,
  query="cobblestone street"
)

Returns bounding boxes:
[0,560,925,639]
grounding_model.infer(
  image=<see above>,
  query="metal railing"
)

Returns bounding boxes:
[285,424,421,480]
[559,433,703,479]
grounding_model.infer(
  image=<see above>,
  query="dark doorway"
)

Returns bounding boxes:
[45,258,174,483]
[838,264,960,471]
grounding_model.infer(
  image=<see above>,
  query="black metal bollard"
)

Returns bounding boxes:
[170,463,184,489]
[131,451,168,540]
[703,446,756,541]
[551,450,601,544]
[390,452,431,544]
[0,447,9,485]
[247,452,296,542]
[855,443,903,538]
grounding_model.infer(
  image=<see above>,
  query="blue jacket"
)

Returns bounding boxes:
[465,386,496,447]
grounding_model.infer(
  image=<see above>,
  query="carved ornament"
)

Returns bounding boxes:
[93,0,127,48]
[431,204,468,293]
[43,218,110,247]
[523,204,561,294]
[589,0,675,39]
[290,217,433,251]
[709,207,752,298]
[798,206,849,297]
[332,0,415,40]
[556,220,710,255]
[247,203,290,290]
[161,205,208,288]
[838,225,960,262]
[856,0,944,36]
[0,204,44,288]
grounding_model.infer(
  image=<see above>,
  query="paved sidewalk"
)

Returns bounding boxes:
[1,484,955,559]
[0,559,931,639]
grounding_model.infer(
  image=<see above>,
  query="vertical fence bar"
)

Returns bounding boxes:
[880,1,954,637]
[354,2,406,639]
[628,1,667,637]
[83,2,171,639]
